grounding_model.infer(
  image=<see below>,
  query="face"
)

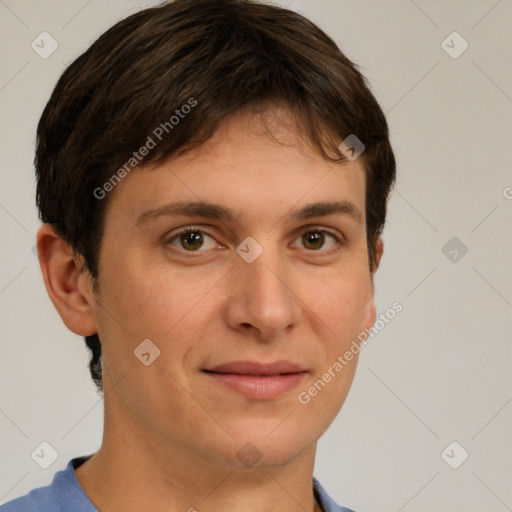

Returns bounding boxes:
[90,108,378,469]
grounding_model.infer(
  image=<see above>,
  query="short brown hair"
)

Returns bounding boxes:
[35,0,396,393]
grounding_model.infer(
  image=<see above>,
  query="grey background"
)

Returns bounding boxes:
[1,1,511,511]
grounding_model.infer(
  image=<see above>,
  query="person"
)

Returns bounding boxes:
[0,0,395,510]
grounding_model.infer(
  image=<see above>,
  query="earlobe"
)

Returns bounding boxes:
[364,238,383,333]
[362,299,377,337]
[36,224,98,336]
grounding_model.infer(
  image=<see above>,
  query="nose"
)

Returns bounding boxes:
[224,246,299,342]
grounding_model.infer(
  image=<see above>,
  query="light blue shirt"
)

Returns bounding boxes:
[0,456,355,512]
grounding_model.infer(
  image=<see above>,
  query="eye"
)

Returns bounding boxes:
[291,228,343,253]
[165,226,344,255]
[166,227,221,252]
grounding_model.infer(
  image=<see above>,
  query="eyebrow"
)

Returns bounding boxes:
[135,199,363,226]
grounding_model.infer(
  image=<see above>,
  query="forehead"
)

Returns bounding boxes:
[104,108,367,226]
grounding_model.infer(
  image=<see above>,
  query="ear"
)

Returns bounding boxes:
[368,236,384,289]
[36,224,98,336]
[373,237,384,272]
[361,237,384,337]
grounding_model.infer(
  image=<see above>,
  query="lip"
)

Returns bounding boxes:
[206,360,306,375]
[203,360,308,400]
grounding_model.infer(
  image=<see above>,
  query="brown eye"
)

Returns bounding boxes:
[180,231,204,250]
[302,231,325,250]
[167,228,219,252]
[291,228,343,254]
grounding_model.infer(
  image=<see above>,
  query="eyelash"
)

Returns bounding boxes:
[165,225,345,256]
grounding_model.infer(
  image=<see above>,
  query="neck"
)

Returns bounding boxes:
[75,407,321,512]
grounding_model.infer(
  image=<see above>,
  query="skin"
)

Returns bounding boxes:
[37,107,382,512]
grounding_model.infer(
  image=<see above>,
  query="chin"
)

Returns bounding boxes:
[218,421,315,469]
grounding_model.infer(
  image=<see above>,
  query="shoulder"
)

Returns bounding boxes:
[0,457,95,512]
[313,477,356,512]
[0,483,60,512]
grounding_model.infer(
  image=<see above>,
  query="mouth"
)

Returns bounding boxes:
[202,360,308,400]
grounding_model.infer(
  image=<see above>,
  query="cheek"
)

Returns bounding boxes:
[305,267,375,341]
[295,348,359,439]
[98,261,227,381]
[101,259,205,338]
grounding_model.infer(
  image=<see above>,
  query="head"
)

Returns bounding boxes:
[36,0,395,468]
